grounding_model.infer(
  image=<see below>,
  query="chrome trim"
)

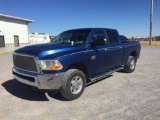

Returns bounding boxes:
[12,67,65,90]
[13,52,41,73]
[90,66,123,82]
[13,73,36,86]
[70,76,83,94]
[130,60,135,70]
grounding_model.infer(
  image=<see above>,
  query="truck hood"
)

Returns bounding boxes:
[15,43,85,59]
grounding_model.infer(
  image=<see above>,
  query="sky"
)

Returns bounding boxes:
[0,0,159,38]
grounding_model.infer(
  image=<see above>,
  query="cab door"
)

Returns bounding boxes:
[86,30,110,77]
[105,30,123,68]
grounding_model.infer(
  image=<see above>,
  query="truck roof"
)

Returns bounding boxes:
[64,28,117,31]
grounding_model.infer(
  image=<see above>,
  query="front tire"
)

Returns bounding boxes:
[60,69,86,100]
[124,56,136,73]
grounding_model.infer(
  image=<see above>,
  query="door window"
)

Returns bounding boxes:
[91,30,107,46]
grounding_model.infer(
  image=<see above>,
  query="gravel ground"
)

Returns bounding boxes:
[0,46,160,120]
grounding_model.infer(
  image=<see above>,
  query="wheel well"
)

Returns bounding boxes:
[67,63,89,82]
[130,51,137,58]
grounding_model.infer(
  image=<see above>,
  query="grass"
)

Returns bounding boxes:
[140,41,160,46]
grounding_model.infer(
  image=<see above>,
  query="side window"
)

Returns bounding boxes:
[91,30,107,46]
[120,35,128,42]
[107,30,119,44]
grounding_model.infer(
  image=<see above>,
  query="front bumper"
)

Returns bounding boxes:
[12,67,65,90]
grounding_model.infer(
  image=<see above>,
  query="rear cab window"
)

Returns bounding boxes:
[120,35,129,43]
[106,30,119,44]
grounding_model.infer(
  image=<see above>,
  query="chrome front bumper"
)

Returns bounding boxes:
[12,67,65,90]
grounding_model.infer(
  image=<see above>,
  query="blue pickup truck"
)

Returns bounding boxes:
[13,28,141,100]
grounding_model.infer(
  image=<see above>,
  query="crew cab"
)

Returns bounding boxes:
[12,28,141,100]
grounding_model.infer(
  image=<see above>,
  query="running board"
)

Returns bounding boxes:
[90,66,123,82]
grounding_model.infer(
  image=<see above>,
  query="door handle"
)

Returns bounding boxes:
[119,46,122,49]
[104,48,109,51]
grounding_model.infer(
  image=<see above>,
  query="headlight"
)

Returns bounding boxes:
[40,60,63,70]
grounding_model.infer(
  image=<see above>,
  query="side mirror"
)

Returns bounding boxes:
[90,41,96,47]
[89,37,97,47]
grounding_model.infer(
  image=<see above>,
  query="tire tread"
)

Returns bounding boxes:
[60,69,85,100]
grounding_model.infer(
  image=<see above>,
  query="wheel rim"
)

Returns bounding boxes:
[70,76,83,94]
[130,59,135,70]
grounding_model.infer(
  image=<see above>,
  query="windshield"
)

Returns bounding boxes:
[51,29,91,45]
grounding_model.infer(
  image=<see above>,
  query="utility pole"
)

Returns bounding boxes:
[149,0,153,45]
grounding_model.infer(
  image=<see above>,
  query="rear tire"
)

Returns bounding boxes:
[60,69,86,100]
[124,56,136,73]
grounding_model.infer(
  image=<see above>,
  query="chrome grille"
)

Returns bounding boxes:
[13,54,38,73]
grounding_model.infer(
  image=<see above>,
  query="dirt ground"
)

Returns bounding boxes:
[0,46,160,120]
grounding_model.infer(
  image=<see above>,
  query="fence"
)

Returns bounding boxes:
[128,38,160,42]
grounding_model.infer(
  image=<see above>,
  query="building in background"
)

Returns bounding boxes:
[0,14,33,52]
[49,35,56,40]
[29,33,50,44]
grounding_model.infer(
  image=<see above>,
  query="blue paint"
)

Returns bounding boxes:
[14,28,141,78]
